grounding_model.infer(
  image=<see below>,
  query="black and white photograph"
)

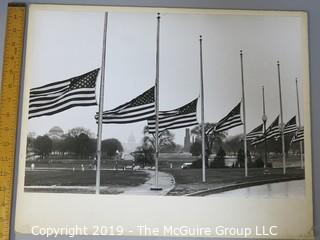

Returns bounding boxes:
[14,4,313,238]
[22,7,308,197]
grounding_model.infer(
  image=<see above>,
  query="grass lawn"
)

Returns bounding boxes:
[25,169,149,187]
[162,167,305,195]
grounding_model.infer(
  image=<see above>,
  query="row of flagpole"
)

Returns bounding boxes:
[95,12,304,192]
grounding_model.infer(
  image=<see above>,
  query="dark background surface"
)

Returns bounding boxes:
[0,0,319,239]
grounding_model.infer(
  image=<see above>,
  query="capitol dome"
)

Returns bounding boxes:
[48,126,64,139]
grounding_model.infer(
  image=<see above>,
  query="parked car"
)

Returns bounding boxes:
[181,163,192,169]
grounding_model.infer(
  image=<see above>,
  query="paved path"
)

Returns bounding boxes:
[119,170,175,196]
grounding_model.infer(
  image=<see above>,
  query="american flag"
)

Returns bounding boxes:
[251,116,279,146]
[206,102,242,134]
[147,98,198,134]
[283,116,298,135]
[246,124,263,141]
[28,69,99,119]
[291,127,304,143]
[96,86,155,124]
[274,116,297,140]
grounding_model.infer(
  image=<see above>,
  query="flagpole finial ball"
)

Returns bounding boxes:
[262,114,267,122]
[200,35,202,40]
[277,60,280,65]
[240,49,243,54]
[157,12,160,18]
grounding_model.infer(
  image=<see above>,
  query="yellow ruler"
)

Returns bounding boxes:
[0,4,26,240]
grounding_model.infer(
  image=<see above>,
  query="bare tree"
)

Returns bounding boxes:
[191,123,227,166]
[142,126,175,152]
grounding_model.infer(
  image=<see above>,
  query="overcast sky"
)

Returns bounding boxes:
[25,6,306,146]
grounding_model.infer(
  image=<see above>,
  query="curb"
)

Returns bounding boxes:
[185,176,305,196]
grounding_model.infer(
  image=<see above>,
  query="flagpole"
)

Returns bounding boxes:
[96,12,108,194]
[277,61,286,175]
[151,13,162,190]
[262,86,268,170]
[240,50,248,177]
[199,35,206,183]
[295,78,304,169]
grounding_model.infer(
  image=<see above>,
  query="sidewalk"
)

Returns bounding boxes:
[119,170,175,196]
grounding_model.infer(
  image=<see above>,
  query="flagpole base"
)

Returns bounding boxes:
[150,187,163,191]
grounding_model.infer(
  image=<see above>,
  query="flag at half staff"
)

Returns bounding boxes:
[246,124,263,141]
[274,116,297,140]
[206,102,242,134]
[95,86,155,124]
[291,127,304,143]
[283,116,297,135]
[28,69,100,119]
[147,98,198,134]
[251,116,279,145]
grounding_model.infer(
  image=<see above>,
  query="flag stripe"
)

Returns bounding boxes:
[30,79,70,92]
[291,127,304,143]
[149,119,199,132]
[97,87,155,124]
[30,85,70,97]
[206,102,242,134]
[215,117,242,132]
[101,112,155,124]
[148,121,198,133]
[147,98,198,133]
[29,101,97,119]
[148,112,196,124]
[101,103,154,117]
[29,91,96,114]
[29,95,96,114]
[30,86,70,100]
[99,108,155,122]
[148,115,197,130]
[29,90,95,108]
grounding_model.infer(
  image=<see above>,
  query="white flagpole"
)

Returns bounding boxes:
[295,78,304,169]
[151,13,162,190]
[277,61,286,175]
[240,50,248,177]
[96,12,108,194]
[199,35,206,183]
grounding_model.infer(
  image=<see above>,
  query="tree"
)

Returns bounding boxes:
[189,141,202,156]
[33,135,52,159]
[211,146,226,168]
[27,132,36,150]
[133,146,154,167]
[68,127,94,138]
[75,133,91,159]
[191,123,227,167]
[236,148,252,168]
[142,126,176,152]
[61,135,76,155]
[223,134,242,155]
[101,138,123,157]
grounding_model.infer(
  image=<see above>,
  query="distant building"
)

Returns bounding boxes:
[184,128,191,152]
[48,126,64,140]
[124,132,137,152]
